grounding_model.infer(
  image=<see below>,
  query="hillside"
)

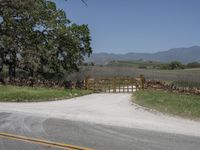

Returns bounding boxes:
[86,46,200,64]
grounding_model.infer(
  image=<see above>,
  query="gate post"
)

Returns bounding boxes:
[140,75,145,90]
[112,77,116,93]
[85,75,90,90]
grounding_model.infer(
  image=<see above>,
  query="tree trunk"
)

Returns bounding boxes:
[8,64,13,82]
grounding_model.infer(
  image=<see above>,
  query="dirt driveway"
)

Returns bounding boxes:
[0,93,200,137]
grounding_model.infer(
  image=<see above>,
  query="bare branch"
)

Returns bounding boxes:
[81,0,87,6]
[65,0,87,6]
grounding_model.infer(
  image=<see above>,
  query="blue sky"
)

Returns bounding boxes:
[55,0,200,53]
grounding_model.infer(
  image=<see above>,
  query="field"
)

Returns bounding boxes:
[2,64,200,86]
[107,60,162,69]
[133,89,200,119]
[0,85,91,102]
[69,66,200,84]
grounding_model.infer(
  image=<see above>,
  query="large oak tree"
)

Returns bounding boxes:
[0,0,92,81]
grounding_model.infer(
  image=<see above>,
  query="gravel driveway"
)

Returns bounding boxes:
[0,93,200,137]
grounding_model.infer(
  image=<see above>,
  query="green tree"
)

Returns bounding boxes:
[169,61,185,69]
[160,61,185,70]
[0,0,92,81]
[187,62,200,68]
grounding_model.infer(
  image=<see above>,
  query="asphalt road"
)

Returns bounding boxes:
[1,94,200,137]
[0,112,200,150]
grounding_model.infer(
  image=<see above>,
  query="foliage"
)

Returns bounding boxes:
[186,62,200,68]
[0,0,87,7]
[0,0,92,81]
[134,89,200,118]
[107,60,200,70]
[107,60,161,69]
[138,65,147,69]
[160,61,185,70]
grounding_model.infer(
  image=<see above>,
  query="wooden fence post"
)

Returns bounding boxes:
[140,75,145,90]
[112,77,116,93]
[85,75,90,90]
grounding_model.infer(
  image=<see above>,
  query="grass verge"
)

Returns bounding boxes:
[0,85,92,102]
[133,89,200,119]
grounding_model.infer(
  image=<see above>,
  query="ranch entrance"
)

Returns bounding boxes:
[85,77,144,93]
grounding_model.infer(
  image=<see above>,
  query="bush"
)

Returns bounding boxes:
[138,65,147,69]
[160,61,185,70]
[187,62,200,68]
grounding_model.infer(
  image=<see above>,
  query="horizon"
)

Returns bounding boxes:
[91,45,200,54]
[55,0,200,54]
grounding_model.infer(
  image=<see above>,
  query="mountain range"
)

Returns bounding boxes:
[86,46,200,64]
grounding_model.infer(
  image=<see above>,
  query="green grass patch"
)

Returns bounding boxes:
[133,89,200,119]
[0,85,92,102]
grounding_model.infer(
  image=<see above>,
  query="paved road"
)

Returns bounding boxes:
[1,94,200,136]
[0,112,200,150]
[1,94,200,150]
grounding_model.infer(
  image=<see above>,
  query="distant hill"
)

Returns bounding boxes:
[86,46,200,64]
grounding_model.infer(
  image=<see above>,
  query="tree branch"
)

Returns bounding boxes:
[80,0,87,6]
[65,0,87,6]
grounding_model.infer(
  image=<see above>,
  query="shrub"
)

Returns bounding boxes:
[138,65,147,69]
[187,62,200,68]
[160,61,185,70]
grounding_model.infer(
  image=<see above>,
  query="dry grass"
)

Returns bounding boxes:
[69,66,200,83]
